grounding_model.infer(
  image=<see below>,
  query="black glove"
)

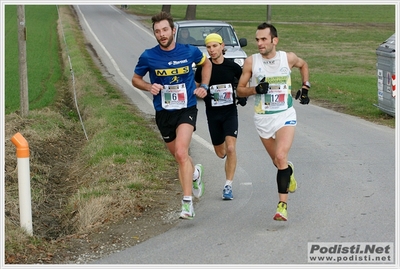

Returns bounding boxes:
[255,77,269,94]
[236,97,247,106]
[295,88,310,104]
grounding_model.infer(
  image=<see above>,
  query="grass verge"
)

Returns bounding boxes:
[4,5,177,263]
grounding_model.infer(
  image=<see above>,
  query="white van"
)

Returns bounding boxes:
[174,20,247,68]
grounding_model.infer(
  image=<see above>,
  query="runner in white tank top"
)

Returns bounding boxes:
[237,23,311,221]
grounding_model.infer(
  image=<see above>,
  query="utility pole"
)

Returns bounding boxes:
[267,5,272,24]
[17,5,29,117]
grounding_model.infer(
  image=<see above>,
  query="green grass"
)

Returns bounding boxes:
[127,4,395,126]
[5,5,395,125]
[5,5,177,260]
[5,5,62,113]
[53,7,176,181]
[129,5,395,23]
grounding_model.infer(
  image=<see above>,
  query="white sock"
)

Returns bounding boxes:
[225,180,232,187]
[183,196,192,202]
[193,167,199,181]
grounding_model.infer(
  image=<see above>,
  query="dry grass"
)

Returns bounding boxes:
[5,6,180,264]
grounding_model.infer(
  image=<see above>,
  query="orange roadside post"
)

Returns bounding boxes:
[10,132,33,236]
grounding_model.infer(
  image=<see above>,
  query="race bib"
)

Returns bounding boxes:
[161,83,188,110]
[261,83,288,111]
[210,83,234,107]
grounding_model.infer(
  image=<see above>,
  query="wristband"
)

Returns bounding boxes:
[200,84,209,91]
[303,81,311,88]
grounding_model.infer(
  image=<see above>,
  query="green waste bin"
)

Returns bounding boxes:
[375,33,396,117]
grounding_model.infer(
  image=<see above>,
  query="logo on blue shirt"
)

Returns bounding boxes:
[168,59,189,65]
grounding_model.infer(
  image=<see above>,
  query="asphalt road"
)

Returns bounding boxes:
[74,5,396,265]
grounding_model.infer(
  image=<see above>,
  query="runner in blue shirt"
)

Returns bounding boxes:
[132,11,212,220]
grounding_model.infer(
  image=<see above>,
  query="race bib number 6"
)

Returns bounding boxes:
[161,83,188,110]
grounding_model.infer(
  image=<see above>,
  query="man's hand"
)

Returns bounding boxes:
[194,86,208,98]
[255,77,269,94]
[295,88,310,104]
[150,83,163,95]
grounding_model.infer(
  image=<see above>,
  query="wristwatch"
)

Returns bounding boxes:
[200,84,209,90]
[303,81,311,88]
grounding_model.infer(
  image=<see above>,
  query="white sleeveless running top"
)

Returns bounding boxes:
[250,51,293,114]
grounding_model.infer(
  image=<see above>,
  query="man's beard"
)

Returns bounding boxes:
[159,35,173,48]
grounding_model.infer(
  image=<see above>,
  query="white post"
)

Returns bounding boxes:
[11,132,33,236]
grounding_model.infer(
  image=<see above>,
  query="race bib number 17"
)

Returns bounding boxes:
[210,83,234,107]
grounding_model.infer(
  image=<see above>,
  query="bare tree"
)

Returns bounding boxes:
[267,5,272,23]
[184,5,197,20]
[162,5,171,14]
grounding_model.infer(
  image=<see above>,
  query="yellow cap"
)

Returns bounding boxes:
[205,33,223,45]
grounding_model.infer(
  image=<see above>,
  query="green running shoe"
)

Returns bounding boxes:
[287,161,297,193]
[273,201,288,221]
[192,164,205,198]
[179,201,195,220]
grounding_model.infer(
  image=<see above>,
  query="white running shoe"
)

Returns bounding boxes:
[179,200,195,219]
[192,164,204,198]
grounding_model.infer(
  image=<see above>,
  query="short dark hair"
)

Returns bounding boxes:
[151,11,174,30]
[257,23,278,39]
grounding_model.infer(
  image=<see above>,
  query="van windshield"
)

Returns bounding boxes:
[176,26,238,46]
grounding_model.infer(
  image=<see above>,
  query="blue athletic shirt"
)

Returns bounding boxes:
[134,43,206,111]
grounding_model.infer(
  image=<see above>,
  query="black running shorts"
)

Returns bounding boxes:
[155,106,198,143]
[206,106,238,146]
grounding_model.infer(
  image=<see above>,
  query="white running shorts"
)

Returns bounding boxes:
[253,106,297,139]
